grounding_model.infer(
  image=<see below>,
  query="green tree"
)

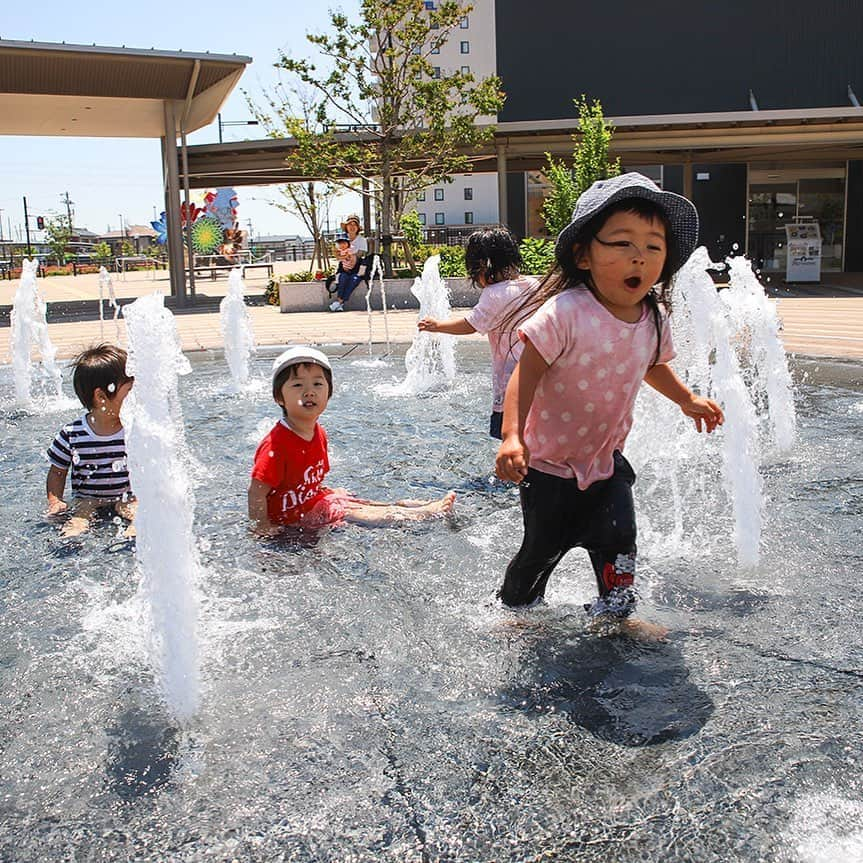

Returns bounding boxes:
[400,210,424,251]
[265,0,505,275]
[541,96,621,238]
[92,241,112,264]
[44,215,73,265]
[120,239,135,258]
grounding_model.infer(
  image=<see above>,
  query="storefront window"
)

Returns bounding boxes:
[748,171,845,273]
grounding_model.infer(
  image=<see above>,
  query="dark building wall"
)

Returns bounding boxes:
[691,165,748,262]
[845,161,863,271]
[496,0,863,120]
[506,172,527,238]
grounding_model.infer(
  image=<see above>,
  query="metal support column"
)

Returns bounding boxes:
[162,100,187,306]
[361,177,372,240]
[496,142,508,228]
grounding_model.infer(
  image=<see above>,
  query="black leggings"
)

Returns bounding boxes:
[498,451,638,617]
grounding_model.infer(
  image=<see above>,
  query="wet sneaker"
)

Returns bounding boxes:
[329,301,343,312]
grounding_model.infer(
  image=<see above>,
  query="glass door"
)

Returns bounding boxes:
[747,170,846,274]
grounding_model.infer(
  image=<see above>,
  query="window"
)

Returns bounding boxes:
[464,212,474,225]
[460,65,470,76]
[432,66,441,79]
[418,213,427,225]
[430,20,439,30]
[460,41,470,54]
[464,187,473,201]
[434,188,444,201]
[460,15,469,28]
[435,213,445,225]
[424,1,435,8]
[431,45,440,55]
[412,45,421,56]
[417,190,426,202]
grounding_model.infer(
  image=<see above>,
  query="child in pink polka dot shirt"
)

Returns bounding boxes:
[417,227,538,439]
[495,173,724,641]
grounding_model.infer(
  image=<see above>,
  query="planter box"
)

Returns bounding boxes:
[279,277,482,313]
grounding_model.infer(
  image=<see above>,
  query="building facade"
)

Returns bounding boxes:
[493,0,863,273]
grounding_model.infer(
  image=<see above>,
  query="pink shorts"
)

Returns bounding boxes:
[300,489,365,528]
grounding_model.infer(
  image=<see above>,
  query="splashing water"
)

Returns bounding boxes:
[10,258,63,407]
[219,268,256,390]
[381,255,455,395]
[724,256,797,453]
[121,293,200,722]
[366,254,391,357]
[630,247,796,568]
[98,266,121,344]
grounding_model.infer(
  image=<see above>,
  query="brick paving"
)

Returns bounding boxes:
[0,267,861,362]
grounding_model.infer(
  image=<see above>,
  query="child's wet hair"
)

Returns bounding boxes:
[272,361,334,404]
[464,227,523,286]
[71,344,131,409]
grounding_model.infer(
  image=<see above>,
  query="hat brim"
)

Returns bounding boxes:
[554,184,699,277]
[272,348,332,385]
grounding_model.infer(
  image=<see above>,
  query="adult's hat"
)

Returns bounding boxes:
[554,172,699,276]
[272,346,332,385]
[340,214,362,230]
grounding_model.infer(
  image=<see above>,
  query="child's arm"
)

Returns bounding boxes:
[46,465,68,515]
[417,316,476,335]
[248,479,279,536]
[644,363,724,433]
[496,338,549,483]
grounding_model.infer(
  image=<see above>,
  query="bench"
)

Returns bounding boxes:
[187,261,274,281]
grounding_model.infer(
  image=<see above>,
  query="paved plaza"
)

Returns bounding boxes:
[1,264,862,363]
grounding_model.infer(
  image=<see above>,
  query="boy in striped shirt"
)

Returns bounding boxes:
[46,344,136,537]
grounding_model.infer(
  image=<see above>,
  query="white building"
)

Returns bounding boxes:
[410,0,499,234]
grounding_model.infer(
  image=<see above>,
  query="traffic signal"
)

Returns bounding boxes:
[36,216,44,230]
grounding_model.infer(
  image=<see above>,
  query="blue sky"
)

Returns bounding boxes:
[0,1,361,243]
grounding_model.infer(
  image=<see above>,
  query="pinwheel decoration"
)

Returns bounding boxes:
[150,212,168,245]
[190,215,225,254]
[180,202,203,226]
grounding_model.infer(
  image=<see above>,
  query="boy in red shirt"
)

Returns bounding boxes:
[249,346,455,535]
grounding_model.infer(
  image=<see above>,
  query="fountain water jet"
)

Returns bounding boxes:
[10,258,63,407]
[121,292,200,722]
[380,255,455,395]
[630,248,796,568]
[97,266,121,343]
[219,267,256,390]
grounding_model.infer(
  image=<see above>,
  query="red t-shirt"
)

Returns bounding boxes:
[251,420,331,525]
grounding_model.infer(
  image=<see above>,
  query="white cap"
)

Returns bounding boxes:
[271,346,332,385]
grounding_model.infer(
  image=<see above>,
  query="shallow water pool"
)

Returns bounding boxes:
[1,345,862,862]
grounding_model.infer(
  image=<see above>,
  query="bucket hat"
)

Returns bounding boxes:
[340,214,362,231]
[334,233,350,243]
[554,172,699,276]
[272,346,332,385]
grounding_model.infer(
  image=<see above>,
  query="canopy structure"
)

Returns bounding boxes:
[181,106,863,224]
[0,39,252,304]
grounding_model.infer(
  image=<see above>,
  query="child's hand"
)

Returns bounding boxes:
[496,435,530,483]
[417,317,440,332]
[250,520,280,538]
[680,395,724,433]
[46,498,68,517]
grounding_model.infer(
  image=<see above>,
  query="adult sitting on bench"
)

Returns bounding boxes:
[328,214,368,312]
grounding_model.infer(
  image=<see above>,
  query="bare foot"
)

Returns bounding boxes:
[588,615,669,642]
[618,617,670,643]
[417,491,456,517]
[122,523,137,539]
[61,516,91,538]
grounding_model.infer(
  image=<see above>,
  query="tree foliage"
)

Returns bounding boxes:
[259,0,505,272]
[44,215,72,265]
[541,96,621,238]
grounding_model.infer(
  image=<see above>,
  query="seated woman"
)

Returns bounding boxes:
[328,214,369,312]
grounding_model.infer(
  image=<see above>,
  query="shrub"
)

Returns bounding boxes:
[519,237,555,276]
[437,245,467,278]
